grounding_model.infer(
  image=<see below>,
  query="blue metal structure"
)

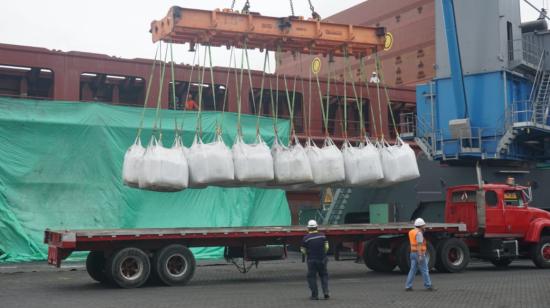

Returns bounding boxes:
[416,0,550,162]
[441,0,469,119]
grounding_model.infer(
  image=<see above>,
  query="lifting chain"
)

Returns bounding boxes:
[289,0,295,16]
[308,0,321,20]
[242,0,251,14]
[230,0,236,10]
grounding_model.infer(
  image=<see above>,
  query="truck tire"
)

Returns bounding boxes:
[106,247,151,288]
[397,240,436,274]
[531,236,550,269]
[153,245,196,286]
[490,258,513,268]
[434,238,470,273]
[86,251,107,283]
[363,239,396,272]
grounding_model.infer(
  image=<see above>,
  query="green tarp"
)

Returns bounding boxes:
[0,97,291,262]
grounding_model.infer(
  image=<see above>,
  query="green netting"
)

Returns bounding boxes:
[0,97,291,263]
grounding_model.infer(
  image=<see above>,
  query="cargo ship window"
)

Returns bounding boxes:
[169,81,227,111]
[0,65,54,99]
[389,102,415,139]
[248,88,303,133]
[321,96,370,137]
[79,73,145,106]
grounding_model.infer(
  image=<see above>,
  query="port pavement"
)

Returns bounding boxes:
[0,252,549,308]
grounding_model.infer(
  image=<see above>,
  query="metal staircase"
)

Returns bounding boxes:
[532,71,550,125]
[322,188,352,225]
[498,52,550,156]
[496,128,519,155]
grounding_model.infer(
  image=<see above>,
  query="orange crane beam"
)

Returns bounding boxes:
[150,7,386,58]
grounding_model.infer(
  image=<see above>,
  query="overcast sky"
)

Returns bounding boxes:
[1,0,548,71]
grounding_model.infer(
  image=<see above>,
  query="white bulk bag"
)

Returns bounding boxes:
[379,138,420,184]
[138,136,189,191]
[122,136,145,188]
[232,134,274,182]
[342,139,384,186]
[187,134,234,185]
[305,138,345,185]
[272,136,313,184]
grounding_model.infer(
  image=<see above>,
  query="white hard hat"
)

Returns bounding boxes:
[307,219,318,228]
[414,218,426,227]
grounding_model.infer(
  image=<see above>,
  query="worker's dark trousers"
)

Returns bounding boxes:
[307,258,329,297]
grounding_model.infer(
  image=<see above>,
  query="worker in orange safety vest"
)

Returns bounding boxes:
[185,94,199,110]
[405,218,436,291]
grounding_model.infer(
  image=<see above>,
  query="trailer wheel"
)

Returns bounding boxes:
[86,251,107,283]
[153,245,196,286]
[434,238,470,273]
[490,258,513,268]
[363,239,396,272]
[531,236,550,269]
[397,240,436,274]
[106,247,151,288]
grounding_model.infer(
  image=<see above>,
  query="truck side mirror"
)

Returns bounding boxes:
[522,187,533,204]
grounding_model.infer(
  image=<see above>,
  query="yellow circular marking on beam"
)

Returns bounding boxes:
[311,57,322,75]
[384,32,394,51]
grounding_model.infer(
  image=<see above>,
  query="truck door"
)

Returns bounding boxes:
[503,190,530,236]
[484,190,506,235]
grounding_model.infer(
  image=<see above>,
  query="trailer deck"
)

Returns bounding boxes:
[45,223,466,267]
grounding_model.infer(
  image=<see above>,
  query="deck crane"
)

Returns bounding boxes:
[416,0,550,162]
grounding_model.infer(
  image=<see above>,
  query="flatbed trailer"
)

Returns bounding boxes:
[44,223,466,288]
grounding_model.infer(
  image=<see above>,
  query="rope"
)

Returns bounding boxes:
[374,53,400,138]
[359,55,378,138]
[236,44,246,136]
[136,43,160,138]
[314,65,327,136]
[307,52,313,137]
[255,51,270,136]
[153,43,170,141]
[195,45,208,137]
[375,57,384,140]
[273,44,282,132]
[218,47,235,132]
[344,49,363,139]
[325,57,333,136]
[266,51,278,136]
[169,42,176,111]
[343,49,348,139]
[296,53,307,138]
[207,45,217,111]
[243,43,258,135]
[289,0,295,16]
[283,73,298,141]
[177,44,199,139]
[168,42,179,139]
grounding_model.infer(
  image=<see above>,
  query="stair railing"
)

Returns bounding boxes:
[529,51,546,122]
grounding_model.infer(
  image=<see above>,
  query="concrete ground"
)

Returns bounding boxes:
[0,253,549,308]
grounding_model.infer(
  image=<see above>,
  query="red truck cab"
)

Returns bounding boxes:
[444,184,550,268]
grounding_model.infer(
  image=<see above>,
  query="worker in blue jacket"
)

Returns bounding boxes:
[301,219,330,300]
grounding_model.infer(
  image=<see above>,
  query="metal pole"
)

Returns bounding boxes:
[475,161,486,233]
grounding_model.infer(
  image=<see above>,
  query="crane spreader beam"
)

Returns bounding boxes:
[150,7,386,57]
